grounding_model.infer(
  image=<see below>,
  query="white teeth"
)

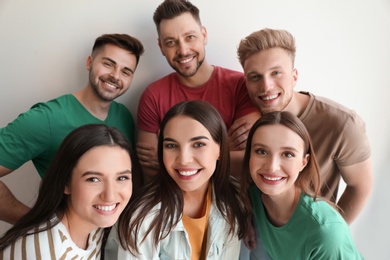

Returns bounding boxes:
[178,170,198,176]
[262,94,278,101]
[179,57,193,64]
[105,82,118,89]
[95,204,116,211]
[263,176,283,181]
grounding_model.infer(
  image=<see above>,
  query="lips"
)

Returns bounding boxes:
[178,169,199,176]
[93,203,118,212]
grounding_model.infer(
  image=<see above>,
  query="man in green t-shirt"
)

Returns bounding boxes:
[0,34,144,225]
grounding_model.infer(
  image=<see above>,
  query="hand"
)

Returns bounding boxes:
[136,142,159,170]
[228,118,253,151]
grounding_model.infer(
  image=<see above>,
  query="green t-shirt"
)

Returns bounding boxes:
[249,184,363,259]
[0,94,135,178]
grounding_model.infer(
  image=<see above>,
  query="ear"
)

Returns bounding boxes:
[292,68,298,88]
[201,26,208,45]
[300,153,309,172]
[64,185,71,195]
[157,38,165,57]
[86,55,93,71]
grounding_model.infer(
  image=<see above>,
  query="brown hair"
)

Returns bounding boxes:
[237,28,296,67]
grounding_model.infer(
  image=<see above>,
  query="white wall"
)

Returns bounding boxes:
[1,0,389,258]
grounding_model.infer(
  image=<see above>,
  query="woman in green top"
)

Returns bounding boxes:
[240,111,362,259]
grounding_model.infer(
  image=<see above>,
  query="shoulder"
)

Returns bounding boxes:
[144,73,177,92]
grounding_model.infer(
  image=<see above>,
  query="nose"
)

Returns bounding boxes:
[261,76,274,92]
[109,68,120,81]
[264,155,280,172]
[101,181,115,202]
[177,147,193,165]
[177,40,189,56]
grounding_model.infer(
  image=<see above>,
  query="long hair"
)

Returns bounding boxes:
[92,34,145,67]
[237,28,296,67]
[153,0,202,34]
[117,100,246,255]
[0,124,140,250]
[240,111,321,214]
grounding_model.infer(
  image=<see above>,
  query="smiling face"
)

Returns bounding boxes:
[64,145,133,233]
[158,12,207,78]
[243,47,298,115]
[87,44,137,102]
[162,115,220,195]
[249,124,308,199]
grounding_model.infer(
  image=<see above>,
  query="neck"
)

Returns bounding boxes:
[61,213,94,250]
[262,187,301,227]
[176,61,214,88]
[183,183,210,218]
[284,92,310,117]
[73,86,111,121]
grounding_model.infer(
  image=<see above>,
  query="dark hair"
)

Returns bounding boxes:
[237,28,296,67]
[241,111,322,214]
[0,124,141,250]
[117,100,246,255]
[92,34,145,66]
[153,0,202,34]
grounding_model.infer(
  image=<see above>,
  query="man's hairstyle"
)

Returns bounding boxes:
[92,34,145,66]
[237,28,296,67]
[153,0,202,34]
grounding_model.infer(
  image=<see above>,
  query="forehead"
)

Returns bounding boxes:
[164,115,212,140]
[243,47,293,73]
[159,12,201,39]
[93,44,137,67]
[253,124,304,149]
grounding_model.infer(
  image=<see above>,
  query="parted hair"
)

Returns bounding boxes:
[0,124,140,250]
[240,111,322,214]
[117,100,247,256]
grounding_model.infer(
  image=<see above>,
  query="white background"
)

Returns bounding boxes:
[1,0,389,259]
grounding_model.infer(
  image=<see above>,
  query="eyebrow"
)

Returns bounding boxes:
[81,169,132,177]
[102,57,134,74]
[252,143,300,152]
[163,136,210,142]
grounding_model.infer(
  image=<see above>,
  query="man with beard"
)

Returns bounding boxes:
[0,34,144,225]
[136,0,260,181]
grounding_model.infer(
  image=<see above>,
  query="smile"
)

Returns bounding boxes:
[262,175,284,181]
[178,169,199,176]
[93,203,118,212]
[260,94,278,101]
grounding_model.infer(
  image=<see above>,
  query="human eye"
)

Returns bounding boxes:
[254,148,267,155]
[164,142,177,149]
[187,35,196,41]
[165,40,176,47]
[272,70,282,76]
[86,177,100,183]
[103,61,113,68]
[122,70,132,77]
[247,74,261,83]
[117,174,132,181]
[193,142,206,148]
[282,151,295,158]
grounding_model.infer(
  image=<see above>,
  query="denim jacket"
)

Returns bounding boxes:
[105,197,241,260]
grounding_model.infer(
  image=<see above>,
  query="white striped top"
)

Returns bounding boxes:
[0,216,104,260]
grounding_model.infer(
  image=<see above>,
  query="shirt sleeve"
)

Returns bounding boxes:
[0,104,51,171]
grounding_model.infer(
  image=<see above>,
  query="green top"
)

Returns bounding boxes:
[0,94,134,177]
[249,184,363,259]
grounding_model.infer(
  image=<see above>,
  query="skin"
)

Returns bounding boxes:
[137,12,260,181]
[249,125,308,226]
[63,145,133,249]
[162,115,220,218]
[243,47,372,224]
[0,44,138,224]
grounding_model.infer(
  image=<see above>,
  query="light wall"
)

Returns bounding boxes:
[1,0,389,259]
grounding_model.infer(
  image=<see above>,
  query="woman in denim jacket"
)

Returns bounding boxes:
[105,100,247,259]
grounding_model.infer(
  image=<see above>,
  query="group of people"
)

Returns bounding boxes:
[0,0,371,259]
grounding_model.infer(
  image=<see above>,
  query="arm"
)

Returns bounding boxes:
[228,111,260,151]
[336,158,373,224]
[136,129,159,183]
[0,166,30,224]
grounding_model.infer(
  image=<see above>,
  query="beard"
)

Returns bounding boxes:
[89,67,123,102]
[171,54,205,78]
